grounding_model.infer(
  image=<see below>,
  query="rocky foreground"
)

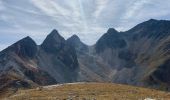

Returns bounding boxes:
[1,83,170,100]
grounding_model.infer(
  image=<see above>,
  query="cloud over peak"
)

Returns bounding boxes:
[0,0,170,50]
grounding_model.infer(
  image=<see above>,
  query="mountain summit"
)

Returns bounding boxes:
[107,28,118,33]
[41,29,65,53]
[95,28,126,53]
[0,19,170,91]
[67,34,89,54]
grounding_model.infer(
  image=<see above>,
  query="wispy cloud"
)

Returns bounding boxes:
[31,0,70,17]
[0,1,6,11]
[0,0,170,50]
[123,0,152,20]
[93,0,109,18]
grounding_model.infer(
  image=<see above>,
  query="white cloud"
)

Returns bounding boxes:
[0,1,5,11]
[0,0,170,50]
[31,0,71,20]
[123,0,152,20]
[93,0,110,19]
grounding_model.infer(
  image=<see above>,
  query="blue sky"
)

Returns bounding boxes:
[0,0,170,50]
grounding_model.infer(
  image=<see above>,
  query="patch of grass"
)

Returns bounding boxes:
[3,83,170,100]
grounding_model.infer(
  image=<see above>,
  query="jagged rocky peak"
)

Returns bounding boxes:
[146,19,170,23]
[67,34,81,45]
[70,34,80,41]
[148,18,157,22]
[129,19,167,31]
[141,19,169,26]
[128,19,170,39]
[41,29,66,53]
[72,34,79,38]
[1,36,37,58]
[95,28,127,53]
[44,29,65,43]
[41,30,79,70]
[105,28,121,38]
[67,34,89,54]
[107,28,118,34]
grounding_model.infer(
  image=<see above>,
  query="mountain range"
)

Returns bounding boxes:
[0,19,170,91]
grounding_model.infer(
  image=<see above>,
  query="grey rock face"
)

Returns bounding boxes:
[0,36,57,89]
[0,30,79,89]
[41,29,65,54]
[67,34,89,54]
[95,28,127,53]
[1,36,37,58]
[76,19,170,90]
[1,19,170,91]
[39,30,79,83]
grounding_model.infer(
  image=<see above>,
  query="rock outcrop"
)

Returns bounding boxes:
[1,19,170,90]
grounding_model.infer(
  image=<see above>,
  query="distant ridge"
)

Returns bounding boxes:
[0,19,170,91]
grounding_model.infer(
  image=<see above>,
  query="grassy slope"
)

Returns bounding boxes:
[2,83,170,100]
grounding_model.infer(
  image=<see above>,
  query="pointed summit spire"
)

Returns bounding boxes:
[67,34,80,42]
[23,36,32,40]
[148,19,157,22]
[15,36,35,44]
[50,29,60,35]
[107,28,118,34]
[67,34,88,54]
[48,29,65,41]
[41,29,66,53]
[1,36,38,58]
[43,29,65,44]
[72,34,80,39]
[95,27,126,53]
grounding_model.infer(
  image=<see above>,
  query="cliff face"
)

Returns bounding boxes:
[75,19,170,90]
[0,19,170,90]
[0,36,57,90]
[39,29,79,83]
[0,30,79,90]
[95,28,127,53]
